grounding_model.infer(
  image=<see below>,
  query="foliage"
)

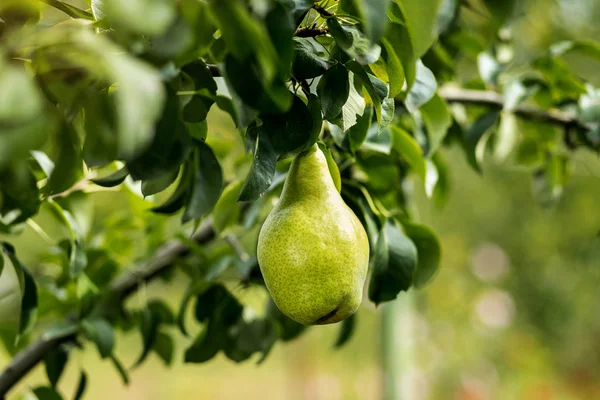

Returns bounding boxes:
[0,0,599,398]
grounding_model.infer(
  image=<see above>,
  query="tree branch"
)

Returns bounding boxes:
[438,87,589,130]
[0,221,216,397]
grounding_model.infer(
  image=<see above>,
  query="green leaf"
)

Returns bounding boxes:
[381,38,405,98]
[317,143,342,193]
[292,38,330,80]
[208,0,279,82]
[151,163,192,215]
[392,0,443,57]
[0,162,41,224]
[44,346,68,389]
[92,167,129,188]
[127,91,191,181]
[466,111,500,172]
[186,284,244,363]
[224,318,278,363]
[406,61,437,112]
[420,94,452,155]
[346,105,374,154]
[0,60,52,166]
[262,96,315,154]
[349,0,392,43]
[153,331,174,366]
[405,222,441,288]
[390,126,426,182]
[32,386,64,400]
[212,181,243,234]
[46,201,87,277]
[266,2,296,79]
[327,18,381,65]
[73,370,88,400]
[384,21,416,89]
[238,130,277,202]
[101,0,176,36]
[141,168,180,197]
[329,73,367,132]
[224,54,293,113]
[132,307,160,368]
[362,124,392,154]
[82,318,114,359]
[19,266,38,338]
[318,64,350,121]
[334,313,356,348]
[368,219,418,305]
[177,281,213,336]
[44,125,83,195]
[346,61,387,126]
[109,355,130,385]
[182,141,224,223]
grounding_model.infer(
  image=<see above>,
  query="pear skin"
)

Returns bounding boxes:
[257,144,369,325]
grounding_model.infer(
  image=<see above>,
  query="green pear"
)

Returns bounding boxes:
[257,144,369,325]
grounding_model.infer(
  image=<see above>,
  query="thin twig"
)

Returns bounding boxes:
[438,87,590,130]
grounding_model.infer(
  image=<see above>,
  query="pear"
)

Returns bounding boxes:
[257,144,369,325]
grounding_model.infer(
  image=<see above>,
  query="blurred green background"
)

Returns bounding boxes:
[3,0,600,399]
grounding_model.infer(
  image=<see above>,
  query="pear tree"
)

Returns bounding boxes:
[0,0,599,399]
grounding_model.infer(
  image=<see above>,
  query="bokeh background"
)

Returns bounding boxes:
[2,0,600,399]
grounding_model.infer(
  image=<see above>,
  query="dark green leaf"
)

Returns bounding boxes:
[327,18,381,65]
[32,386,64,400]
[368,219,418,305]
[266,2,296,79]
[208,0,279,82]
[82,318,114,359]
[350,0,392,43]
[334,313,356,348]
[0,162,40,224]
[92,167,129,188]
[306,94,324,148]
[177,281,212,336]
[318,64,350,121]
[405,222,441,288]
[127,91,191,181]
[182,141,224,223]
[466,111,500,172]
[147,299,175,325]
[238,130,277,202]
[153,331,174,366]
[292,37,330,80]
[262,96,315,154]
[73,370,88,400]
[151,163,192,214]
[224,318,278,363]
[482,0,517,26]
[44,125,83,195]
[346,105,374,154]
[224,54,293,113]
[109,355,130,385]
[19,266,38,337]
[346,61,387,125]
[44,346,68,389]
[141,167,180,197]
[132,307,160,368]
